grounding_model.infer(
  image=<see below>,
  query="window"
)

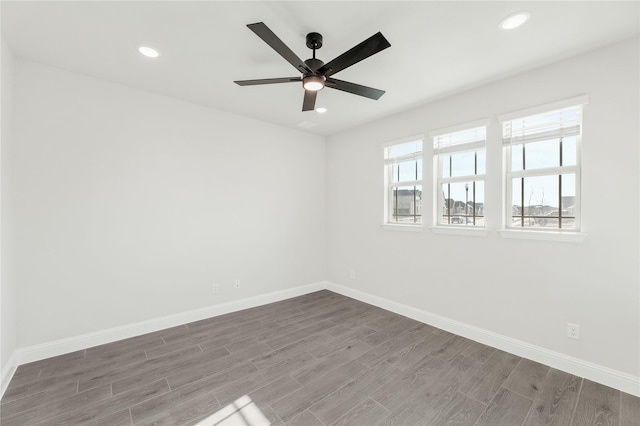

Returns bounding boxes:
[383,136,423,225]
[502,99,585,231]
[433,122,486,227]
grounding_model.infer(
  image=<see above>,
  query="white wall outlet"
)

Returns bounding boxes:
[567,323,580,340]
[212,283,219,294]
[234,279,241,289]
[349,270,356,280]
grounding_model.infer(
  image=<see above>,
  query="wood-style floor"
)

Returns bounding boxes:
[1,290,639,426]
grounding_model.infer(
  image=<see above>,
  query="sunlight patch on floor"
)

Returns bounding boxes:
[195,395,271,425]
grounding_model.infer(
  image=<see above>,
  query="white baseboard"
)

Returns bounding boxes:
[326,281,640,397]
[1,351,18,398]
[15,281,326,366]
[6,280,639,399]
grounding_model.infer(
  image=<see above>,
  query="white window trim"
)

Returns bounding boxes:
[381,224,424,232]
[429,118,490,140]
[380,134,425,149]
[500,98,587,236]
[382,134,425,228]
[432,121,488,230]
[430,226,489,237]
[498,94,590,123]
[499,229,587,242]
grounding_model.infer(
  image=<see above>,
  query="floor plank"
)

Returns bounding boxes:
[620,391,640,426]
[572,379,620,426]
[502,358,550,400]
[371,354,445,412]
[425,390,486,426]
[330,398,390,426]
[308,361,398,425]
[522,369,581,426]
[269,359,369,422]
[93,408,132,426]
[285,409,324,426]
[458,349,521,404]
[291,340,371,385]
[475,387,533,426]
[213,352,315,407]
[357,331,424,367]
[36,378,170,425]
[3,383,113,425]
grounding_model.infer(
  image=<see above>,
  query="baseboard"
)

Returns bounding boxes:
[16,281,326,366]
[326,281,640,397]
[9,280,639,398]
[1,351,18,399]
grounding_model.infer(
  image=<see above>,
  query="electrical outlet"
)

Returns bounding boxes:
[567,323,580,340]
[349,270,356,280]
[212,283,219,294]
[234,279,241,289]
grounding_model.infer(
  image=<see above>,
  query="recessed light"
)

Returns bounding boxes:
[315,107,327,114]
[499,12,530,30]
[137,45,160,58]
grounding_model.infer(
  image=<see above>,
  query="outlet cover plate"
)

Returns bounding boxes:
[567,323,580,340]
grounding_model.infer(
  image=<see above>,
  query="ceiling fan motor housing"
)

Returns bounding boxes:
[304,58,325,73]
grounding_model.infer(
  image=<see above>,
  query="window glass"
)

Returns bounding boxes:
[384,137,423,225]
[503,104,582,231]
[562,136,577,166]
[510,174,576,229]
[525,139,560,170]
[511,144,523,172]
[433,124,486,227]
[390,185,422,224]
[393,159,421,183]
[450,151,476,177]
[476,150,486,175]
[440,181,485,226]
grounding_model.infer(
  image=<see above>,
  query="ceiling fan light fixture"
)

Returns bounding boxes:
[303,75,325,91]
[499,11,530,30]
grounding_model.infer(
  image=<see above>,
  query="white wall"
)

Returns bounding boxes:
[1,37,17,389]
[326,38,640,378]
[13,59,326,348]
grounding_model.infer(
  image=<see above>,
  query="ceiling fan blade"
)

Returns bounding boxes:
[234,77,302,86]
[326,78,385,100]
[302,90,317,111]
[317,32,390,77]
[247,22,312,74]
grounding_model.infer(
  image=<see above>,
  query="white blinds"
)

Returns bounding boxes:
[433,126,486,154]
[503,106,582,146]
[384,140,422,164]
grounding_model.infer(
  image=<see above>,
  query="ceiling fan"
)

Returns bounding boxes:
[234,22,391,111]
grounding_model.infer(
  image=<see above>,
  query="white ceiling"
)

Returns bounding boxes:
[2,1,639,136]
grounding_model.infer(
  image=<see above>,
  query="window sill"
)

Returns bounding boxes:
[381,224,424,232]
[499,229,587,242]
[430,226,489,237]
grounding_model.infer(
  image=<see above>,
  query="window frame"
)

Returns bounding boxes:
[500,95,588,235]
[431,119,488,229]
[381,134,424,228]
